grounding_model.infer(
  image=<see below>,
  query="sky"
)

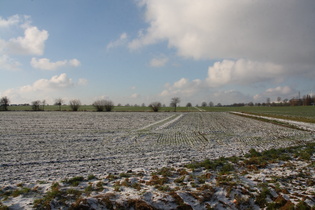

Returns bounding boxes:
[1,0,315,106]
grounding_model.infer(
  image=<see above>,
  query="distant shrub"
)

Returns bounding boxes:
[149,102,161,112]
[69,99,81,111]
[31,100,41,111]
[93,100,114,112]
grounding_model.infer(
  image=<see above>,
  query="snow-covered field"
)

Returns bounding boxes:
[0,112,312,185]
[1,111,314,209]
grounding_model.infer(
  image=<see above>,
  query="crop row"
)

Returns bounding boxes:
[131,112,311,149]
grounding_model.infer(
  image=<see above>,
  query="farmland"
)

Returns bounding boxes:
[7,105,315,122]
[0,111,313,185]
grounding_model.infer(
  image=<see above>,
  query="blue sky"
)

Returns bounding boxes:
[1,0,314,106]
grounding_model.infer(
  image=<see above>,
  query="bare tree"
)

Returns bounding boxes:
[104,100,114,111]
[186,102,192,107]
[69,99,81,111]
[32,100,41,111]
[303,95,312,106]
[170,97,180,112]
[201,102,207,107]
[149,102,161,112]
[93,100,106,111]
[209,101,214,107]
[55,98,64,111]
[266,97,271,105]
[92,100,114,111]
[42,100,46,111]
[0,96,10,111]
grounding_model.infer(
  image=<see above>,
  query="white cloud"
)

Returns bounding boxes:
[130,93,140,99]
[2,73,87,104]
[149,57,168,67]
[0,15,49,71]
[266,86,292,95]
[106,32,128,49]
[173,78,188,88]
[132,0,314,104]
[131,1,315,66]
[0,15,20,27]
[78,78,88,86]
[160,78,203,97]
[0,55,21,71]
[69,59,81,67]
[21,73,74,92]
[7,26,48,55]
[31,58,81,70]
[206,59,284,87]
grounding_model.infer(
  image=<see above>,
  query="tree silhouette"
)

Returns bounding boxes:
[170,97,180,112]
[55,98,64,111]
[69,99,81,111]
[0,96,10,111]
[149,102,161,112]
[32,100,41,111]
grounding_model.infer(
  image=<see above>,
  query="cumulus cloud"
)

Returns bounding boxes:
[31,58,81,70]
[131,1,315,65]
[0,55,21,71]
[149,57,168,67]
[0,15,48,70]
[106,33,128,49]
[20,73,74,92]
[0,15,20,27]
[206,59,284,87]
[2,73,87,104]
[69,59,80,67]
[7,26,48,55]
[160,78,203,97]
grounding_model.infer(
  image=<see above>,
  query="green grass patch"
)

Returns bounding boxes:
[186,157,235,174]
[63,176,84,186]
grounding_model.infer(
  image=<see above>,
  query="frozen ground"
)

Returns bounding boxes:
[231,111,315,132]
[0,111,314,209]
[0,112,312,185]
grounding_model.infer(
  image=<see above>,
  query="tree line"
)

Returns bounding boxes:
[1,94,314,112]
[0,96,182,112]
